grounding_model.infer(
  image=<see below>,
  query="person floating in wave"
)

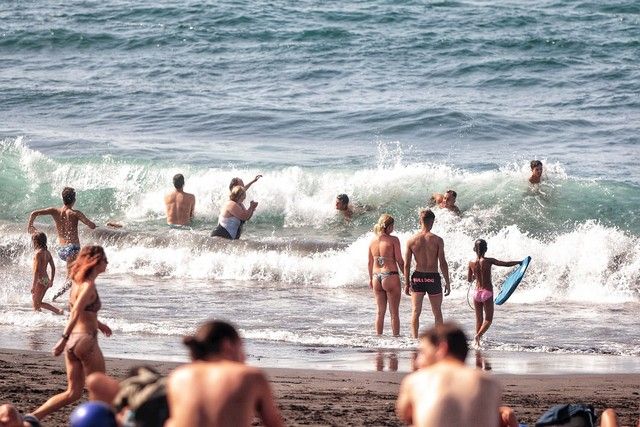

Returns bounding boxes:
[164,173,196,227]
[529,160,543,184]
[30,232,63,315]
[27,187,97,301]
[467,239,521,346]
[211,185,258,240]
[404,209,451,338]
[430,190,460,215]
[335,193,372,221]
[368,214,404,336]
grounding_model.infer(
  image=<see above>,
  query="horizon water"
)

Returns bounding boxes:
[1,1,639,373]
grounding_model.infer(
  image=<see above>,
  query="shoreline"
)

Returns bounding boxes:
[1,348,639,426]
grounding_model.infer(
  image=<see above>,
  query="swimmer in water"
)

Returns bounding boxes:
[529,160,543,184]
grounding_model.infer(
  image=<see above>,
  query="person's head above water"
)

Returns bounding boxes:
[335,194,349,211]
[62,187,76,207]
[419,209,435,228]
[229,185,246,202]
[443,190,457,206]
[529,160,543,183]
[374,214,394,235]
[473,238,487,257]
[182,320,244,362]
[173,174,185,190]
[229,177,244,191]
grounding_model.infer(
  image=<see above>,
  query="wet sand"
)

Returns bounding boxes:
[1,348,638,426]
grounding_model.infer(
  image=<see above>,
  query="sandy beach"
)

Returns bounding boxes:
[1,348,638,426]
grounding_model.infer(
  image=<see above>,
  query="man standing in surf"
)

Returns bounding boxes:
[27,187,97,301]
[403,209,451,338]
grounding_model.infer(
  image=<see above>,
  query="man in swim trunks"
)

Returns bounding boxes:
[27,187,97,300]
[165,174,196,226]
[403,209,451,338]
[431,190,461,215]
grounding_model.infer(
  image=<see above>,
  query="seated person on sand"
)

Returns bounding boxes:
[396,322,513,427]
[165,320,283,427]
[529,160,543,184]
[211,186,258,240]
[165,174,196,227]
[229,175,262,191]
[0,404,41,427]
[431,190,460,215]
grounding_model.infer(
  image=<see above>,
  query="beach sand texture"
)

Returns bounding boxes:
[1,349,638,426]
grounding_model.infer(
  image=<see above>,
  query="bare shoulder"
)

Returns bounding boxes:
[185,192,196,201]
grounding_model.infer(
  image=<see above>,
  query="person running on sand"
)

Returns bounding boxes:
[27,187,97,300]
[165,320,283,427]
[396,322,505,427]
[529,160,543,184]
[32,246,112,421]
[431,190,460,215]
[211,186,258,240]
[468,239,520,346]
[368,214,405,336]
[229,175,262,191]
[404,209,451,338]
[30,232,63,315]
[165,174,196,226]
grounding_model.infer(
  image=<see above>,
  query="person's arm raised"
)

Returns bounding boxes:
[244,174,263,190]
[76,211,97,229]
[27,208,56,233]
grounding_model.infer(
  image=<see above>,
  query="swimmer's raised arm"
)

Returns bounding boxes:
[245,174,263,190]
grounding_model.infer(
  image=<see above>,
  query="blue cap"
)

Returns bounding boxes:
[70,402,116,427]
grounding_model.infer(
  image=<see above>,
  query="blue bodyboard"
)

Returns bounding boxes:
[494,256,531,305]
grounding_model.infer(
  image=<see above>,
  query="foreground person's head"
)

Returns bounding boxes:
[443,190,457,207]
[473,238,488,257]
[183,320,245,363]
[416,322,468,369]
[173,174,185,190]
[62,187,76,207]
[70,246,108,283]
[230,185,246,203]
[335,194,349,211]
[0,404,22,427]
[419,209,435,229]
[229,177,244,191]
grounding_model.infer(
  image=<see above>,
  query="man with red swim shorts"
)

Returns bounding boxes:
[404,209,451,338]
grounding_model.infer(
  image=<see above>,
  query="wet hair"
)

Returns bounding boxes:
[229,177,243,191]
[530,160,543,169]
[173,174,185,189]
[474,239,487,256]
[69,245,106,284]
[445,189,457,199]
[419,322,469,363]
[183,320,240,361]
[373,214,394,235]
[419,208,435,225]
[32,232,47,250]
[62,187,76,206]
[336,194,349,205]
[229,185,246,202]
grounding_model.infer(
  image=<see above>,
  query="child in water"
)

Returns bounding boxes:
[468,239,520,346]
[31,232,63,315]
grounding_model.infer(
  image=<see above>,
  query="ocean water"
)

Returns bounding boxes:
[1,1,639,373]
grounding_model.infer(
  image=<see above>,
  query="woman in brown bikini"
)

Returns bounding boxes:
[32,245,112,421]
[368,214,404,336]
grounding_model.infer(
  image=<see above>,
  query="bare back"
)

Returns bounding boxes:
[167,361,282,427]
[28,205,96,246]
[399,362,501,427]
[369,234,402,273]
[165,191,195,225]
[33,249,54,281]
[406,231,443,273]
[469,258,495,291]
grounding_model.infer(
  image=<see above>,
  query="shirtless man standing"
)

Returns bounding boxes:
[396,322,503,427]
[164,174,196,226]
[27,187,96,300]
[404,209,451,338]
[165,320,283,427]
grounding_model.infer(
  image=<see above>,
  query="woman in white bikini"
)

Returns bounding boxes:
[32,245,112,421]
[368,214,404,336]
[468,239,520,346]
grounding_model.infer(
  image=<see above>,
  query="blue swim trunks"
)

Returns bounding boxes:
[57,244,81,261]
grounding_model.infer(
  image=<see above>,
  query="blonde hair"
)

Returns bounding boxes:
[229,185,246,202]
[374,214,394,235]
